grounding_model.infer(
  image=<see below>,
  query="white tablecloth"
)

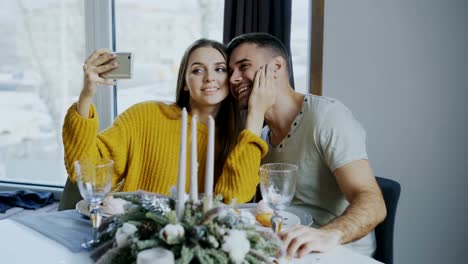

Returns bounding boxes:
[0,219,382,264]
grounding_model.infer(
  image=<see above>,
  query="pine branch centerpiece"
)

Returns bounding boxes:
[91,193,283,264]
[90,109,283,263]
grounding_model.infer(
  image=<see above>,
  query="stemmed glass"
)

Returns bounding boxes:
[75,158,114,248]
[259,163,298,233]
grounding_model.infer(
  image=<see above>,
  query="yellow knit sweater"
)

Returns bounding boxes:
[62,101,268,203]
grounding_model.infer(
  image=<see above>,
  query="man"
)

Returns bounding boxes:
[227,32,386,258]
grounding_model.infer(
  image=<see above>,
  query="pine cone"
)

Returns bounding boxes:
[186,226,207,246]
[138,220,157,240]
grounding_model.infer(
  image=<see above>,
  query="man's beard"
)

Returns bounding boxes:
[238,96,249,110]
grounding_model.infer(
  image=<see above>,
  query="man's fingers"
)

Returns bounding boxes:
[279,225,301,240]
[297,243,315,258]
[280,226,342,258]
[287,236,307,258]
[280,225,305,248]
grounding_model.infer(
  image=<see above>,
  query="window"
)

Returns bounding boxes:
[0,0,311,188]
[0,0,85,186]
[114,0,224,113]
[291,0,311,94]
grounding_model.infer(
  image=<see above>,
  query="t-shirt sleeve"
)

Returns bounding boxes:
[317,102,368,172]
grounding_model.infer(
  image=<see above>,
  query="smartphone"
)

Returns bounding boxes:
[107,52,133,79]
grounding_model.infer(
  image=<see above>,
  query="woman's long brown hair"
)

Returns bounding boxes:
[175,39,241,185]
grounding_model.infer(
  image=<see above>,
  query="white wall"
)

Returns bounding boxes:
[322,0,467,263]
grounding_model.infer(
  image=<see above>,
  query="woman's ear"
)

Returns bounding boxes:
[183,85,189,92]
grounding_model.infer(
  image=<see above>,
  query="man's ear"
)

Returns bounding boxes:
[272,56,286,72]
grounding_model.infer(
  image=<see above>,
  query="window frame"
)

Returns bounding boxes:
[84,0,115,130]
[310,0,324,95]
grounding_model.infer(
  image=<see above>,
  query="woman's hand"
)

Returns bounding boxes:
[81,48,118,98]
[248,64,276,116]
[77,49,119,117]
[244,64,277,135]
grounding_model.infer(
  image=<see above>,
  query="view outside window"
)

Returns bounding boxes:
[0,0,85,186]
[291,0,310,94]
[115,0,224,113]
[115,0,310,112]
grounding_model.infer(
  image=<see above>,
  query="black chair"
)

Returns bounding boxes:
[374,176,401,264]
[58,177,83,211]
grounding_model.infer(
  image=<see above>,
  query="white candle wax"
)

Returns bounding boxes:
[136,248,175,264]
[204,115,214,210]
[176,108,187,220]
[189,115,198,201]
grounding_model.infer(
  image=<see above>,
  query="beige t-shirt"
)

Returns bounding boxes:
[261,94,376,257]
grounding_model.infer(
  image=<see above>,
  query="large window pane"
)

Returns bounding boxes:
[0,0,85,186]
[115,0,224,113]
[291,0,310,94]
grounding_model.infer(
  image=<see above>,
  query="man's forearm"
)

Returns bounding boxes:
[320,190,386,244]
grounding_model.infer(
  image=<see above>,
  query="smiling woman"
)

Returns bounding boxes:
[175,39,239,185]
[180,47,229,113]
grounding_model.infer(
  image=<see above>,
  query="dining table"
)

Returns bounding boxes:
[0,203,383,264]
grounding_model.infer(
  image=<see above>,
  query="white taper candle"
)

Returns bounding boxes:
[204,115,215,210]
[176,108,187,220]
[189,115,198,201]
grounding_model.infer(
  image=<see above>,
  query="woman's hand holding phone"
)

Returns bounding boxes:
[77,49,119,118]
[82,49,118,97]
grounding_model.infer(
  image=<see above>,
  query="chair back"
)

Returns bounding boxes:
[58,177,83,211]
[374,176,401,264]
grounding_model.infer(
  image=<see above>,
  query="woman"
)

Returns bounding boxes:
[63,39,274,203]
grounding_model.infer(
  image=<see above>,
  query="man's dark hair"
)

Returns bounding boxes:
[226,32,290,72]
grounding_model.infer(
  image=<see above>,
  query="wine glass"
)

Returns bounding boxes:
[259,163,298,233]
[74,158,114,248]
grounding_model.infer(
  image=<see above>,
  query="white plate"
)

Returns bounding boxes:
[75,199,92,218]
[236,203,313,232]
[76,199,115,218]
[238,207,300,232]
[76,191,164,218]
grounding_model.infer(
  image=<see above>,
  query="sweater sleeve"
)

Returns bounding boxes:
[214,129,268,204]
[62,103,130,189]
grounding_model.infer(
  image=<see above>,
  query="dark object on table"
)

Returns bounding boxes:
[58,177,83,211]
[374,176,401,264]
[0,190,55,213]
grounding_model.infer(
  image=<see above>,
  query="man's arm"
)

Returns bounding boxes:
[280,159,387,258]
[321,159,387,243]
